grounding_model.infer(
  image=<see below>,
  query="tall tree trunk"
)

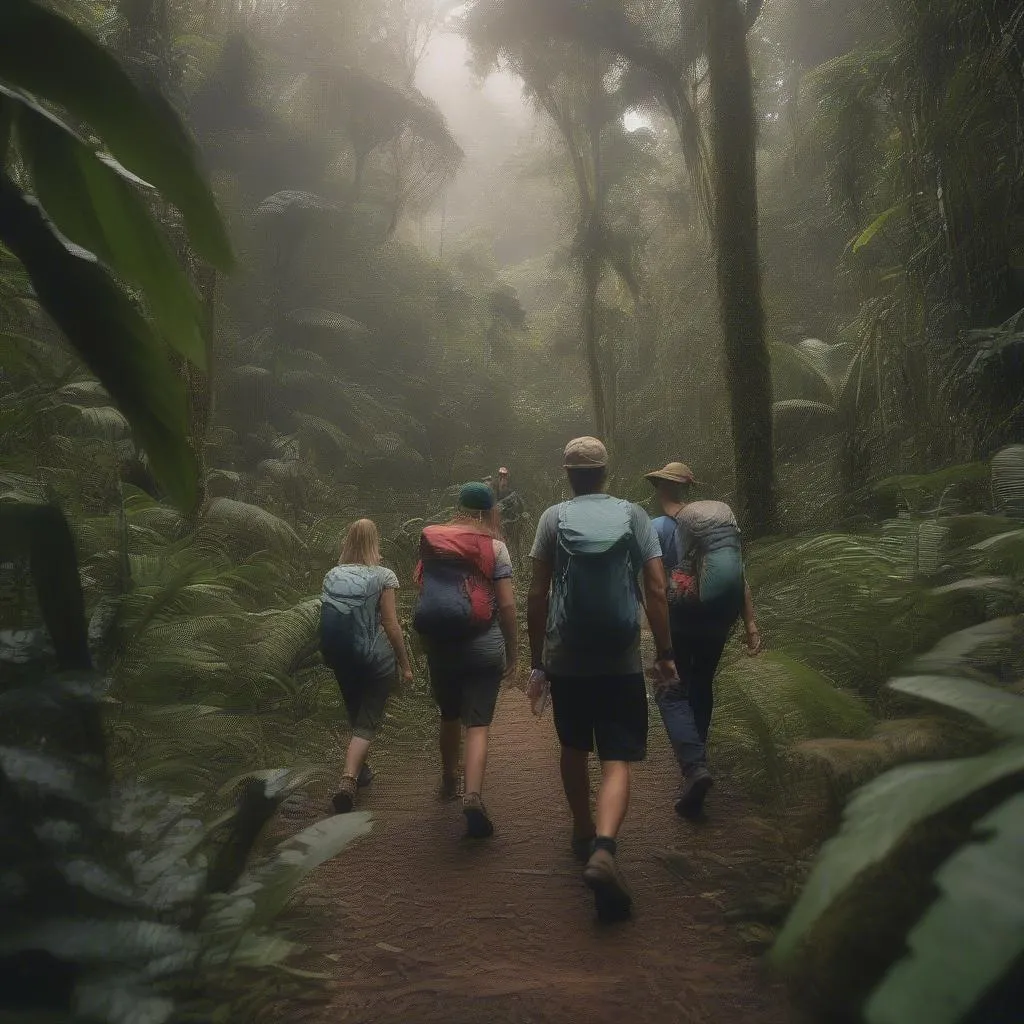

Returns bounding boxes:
[706,0,777,537]
[583,254,607,439]
[583,53,609,442]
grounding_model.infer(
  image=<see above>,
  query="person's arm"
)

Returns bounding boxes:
[379,587,413,681]
[641,557,677,687]
[742,578,761,655]
[527,557,552,671]
[494,577,518,675]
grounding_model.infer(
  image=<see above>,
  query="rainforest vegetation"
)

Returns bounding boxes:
[1,1,1023,1022]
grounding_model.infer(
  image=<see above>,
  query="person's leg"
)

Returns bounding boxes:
[674,625,731,818]
[690,627,731,745]
[327,658,366,813]
[656,627,705,775]
[595,760,631,838]
[560,747,595,839]
[439,719,461,788]
[429,655,463,799]
[549,676,597,857]
[342,665,391,781]
[461,670,502,838]
[583,674,648,922]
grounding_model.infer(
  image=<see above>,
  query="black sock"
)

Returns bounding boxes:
[594,836,617,856]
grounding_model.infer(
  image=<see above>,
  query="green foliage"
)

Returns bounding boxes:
[863,792,1024,1024]
[712,651,873,795]
[0,0,233,510]
[870,463,992,518]
[1,502,370,1022]
[771,603,1024,1023]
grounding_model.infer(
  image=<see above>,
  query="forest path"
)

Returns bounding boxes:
[282,686,792,1024]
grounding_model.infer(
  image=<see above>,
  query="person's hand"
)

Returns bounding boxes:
[402,667,414,685]
[503,656,520,683]
[527,668,549,716]
[527,668,547,701]
[745,627,762,656]
[653,658,679,695]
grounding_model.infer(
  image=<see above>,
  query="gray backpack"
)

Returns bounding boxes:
[320,565,380,662]
[551,498,642,656]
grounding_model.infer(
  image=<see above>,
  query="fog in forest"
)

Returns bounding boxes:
[2,2,1023,1023]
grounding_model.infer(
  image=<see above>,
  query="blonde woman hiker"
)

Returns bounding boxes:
[413,482,518,839]
[319,518,413,814]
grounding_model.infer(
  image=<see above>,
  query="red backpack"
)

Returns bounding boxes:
[413,526,497,640]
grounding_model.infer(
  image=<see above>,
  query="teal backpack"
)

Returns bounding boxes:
[551,498,642,656]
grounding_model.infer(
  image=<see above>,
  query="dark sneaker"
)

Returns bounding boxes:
[582,848,632,923]
[674,766,714,819]
[357,764,374,789]
[331,775,358,815]
[571,831,596,863]
[462,792,495,839]
[437,773,460,802]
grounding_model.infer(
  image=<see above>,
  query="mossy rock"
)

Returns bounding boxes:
[712,653,875,797]
[869,462,991,519]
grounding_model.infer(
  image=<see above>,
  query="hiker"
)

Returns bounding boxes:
[320,518,414,815]
[413,482,518,839]
[645,462,761,819]
[494,466,528,568]
[526,437,678,922]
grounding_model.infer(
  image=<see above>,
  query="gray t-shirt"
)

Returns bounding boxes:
[529,494,662,677]
[321,564,400,674]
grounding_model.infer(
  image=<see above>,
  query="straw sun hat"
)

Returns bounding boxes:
[644,461,699,486]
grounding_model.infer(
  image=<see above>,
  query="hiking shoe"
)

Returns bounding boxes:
[437,773,460,802]
[462,792,495,839]
[357,764,374,789]
[674,766,714,819]
[582,848,632,923]
[331,775,359,815]
[571,831,596,863]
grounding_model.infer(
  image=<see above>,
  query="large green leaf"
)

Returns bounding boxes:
[202,812,372,935]
[865,792,1024,1024]
[9,85,205,368]
[910,617,1022,675]
[852,203,903,253]
[890,675,1024,738]
[772,742,1024,963]
[0,173,197,510]
[0,0,233,270]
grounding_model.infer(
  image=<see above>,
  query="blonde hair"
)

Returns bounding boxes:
[339,518,381,566]
[453,506,499,537]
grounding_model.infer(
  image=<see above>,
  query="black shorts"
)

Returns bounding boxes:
[424,624,505,728]
[428,664,502,727]
[325,657,394,740]
[548,673,648,762]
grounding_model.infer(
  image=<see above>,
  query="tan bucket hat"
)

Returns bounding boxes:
[563,436,608,468]
[644,461,698,486]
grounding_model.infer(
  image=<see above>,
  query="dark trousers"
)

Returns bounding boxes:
[655,622,733,774]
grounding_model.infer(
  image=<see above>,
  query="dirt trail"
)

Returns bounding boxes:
[284,687,791,1024]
